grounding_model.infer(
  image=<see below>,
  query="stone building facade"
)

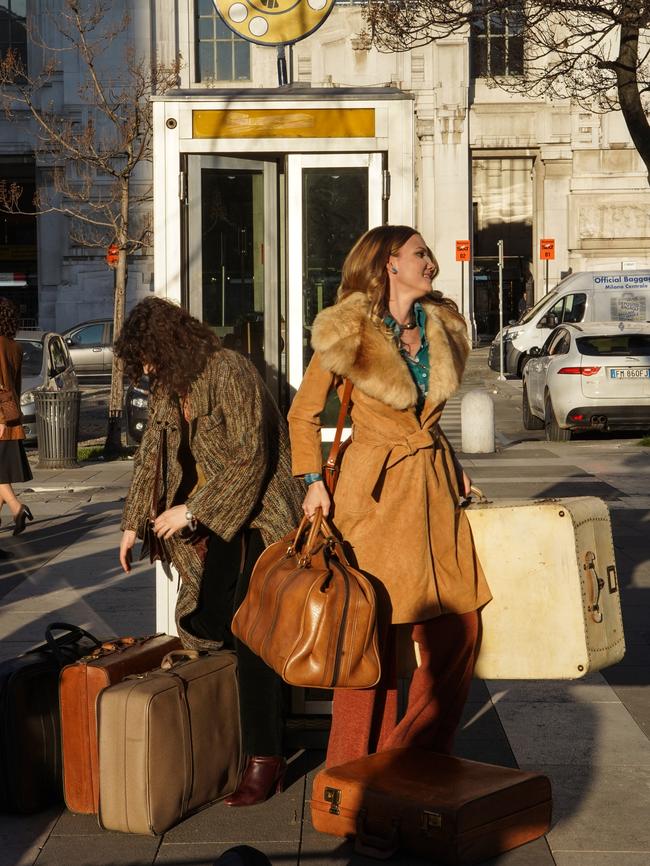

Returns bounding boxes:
[1,0,648,339]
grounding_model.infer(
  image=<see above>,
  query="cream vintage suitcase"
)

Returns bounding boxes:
[466,496,625,679]
[97,650,241,835]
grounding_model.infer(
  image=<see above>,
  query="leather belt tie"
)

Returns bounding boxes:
[353,426,441,498]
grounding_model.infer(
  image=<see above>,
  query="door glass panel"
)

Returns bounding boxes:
[199,169,265,375]
[301,167,369,427]
[301,167,368,371]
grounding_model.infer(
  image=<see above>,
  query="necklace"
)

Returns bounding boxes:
[396,315,417,333]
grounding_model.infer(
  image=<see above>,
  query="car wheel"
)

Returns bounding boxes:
[517,353,529,378]
[522,384,544,430]
[544,395,572,442]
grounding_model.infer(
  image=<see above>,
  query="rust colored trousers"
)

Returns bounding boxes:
[326,610,480,768]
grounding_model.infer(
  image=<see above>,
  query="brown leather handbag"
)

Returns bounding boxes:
[231,509,381,689]
[0,386,20,424]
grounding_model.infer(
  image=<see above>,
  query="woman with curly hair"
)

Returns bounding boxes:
[0,297,33,542]
[288,226,491,767]
[117,297,304,807]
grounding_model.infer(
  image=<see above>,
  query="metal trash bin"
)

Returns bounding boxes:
[34,390,81,469]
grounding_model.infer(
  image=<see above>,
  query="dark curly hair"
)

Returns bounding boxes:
[0,297,18,338]
[115,297,221,396]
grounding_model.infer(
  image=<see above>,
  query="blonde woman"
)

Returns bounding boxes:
[288,225,491,767]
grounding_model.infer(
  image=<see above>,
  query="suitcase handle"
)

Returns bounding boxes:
[161,650,201,670]
[91,637,138,656]
[354,810,400,860]
[45,622,102,663]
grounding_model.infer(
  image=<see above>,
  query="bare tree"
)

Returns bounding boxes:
[364,1,650,182]
[0,0,180,455]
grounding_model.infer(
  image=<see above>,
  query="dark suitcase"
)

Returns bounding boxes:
[60,632,182,814]
[311,748,552,864]
[0,622,102,814]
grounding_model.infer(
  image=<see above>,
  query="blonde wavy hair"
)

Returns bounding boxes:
[338,225,461,322]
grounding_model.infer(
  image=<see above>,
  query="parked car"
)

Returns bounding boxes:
[17,331,79,442]
[62,319,113,375]
[490,269,650,377]
[522,322,650,441]
[125,377,149,445]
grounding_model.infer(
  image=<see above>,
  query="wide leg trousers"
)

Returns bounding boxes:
[325,610,480,768]
[189,528,285,758]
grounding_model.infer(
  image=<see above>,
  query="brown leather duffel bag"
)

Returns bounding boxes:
[231,510,380,689]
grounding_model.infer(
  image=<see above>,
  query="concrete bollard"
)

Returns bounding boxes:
[461,390,495,453]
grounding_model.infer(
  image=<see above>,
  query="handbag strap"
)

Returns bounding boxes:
[323,378,353,494]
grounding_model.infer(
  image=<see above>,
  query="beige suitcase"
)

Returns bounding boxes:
[97,650,241,835]
[466,496,625,679]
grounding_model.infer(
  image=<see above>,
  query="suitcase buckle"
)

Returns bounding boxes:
[421,810,442,834]
[324,786,341,815]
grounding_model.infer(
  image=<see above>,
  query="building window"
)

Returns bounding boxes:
[471,1,524,78]
[196,0,250,83]
[0,0,27,71]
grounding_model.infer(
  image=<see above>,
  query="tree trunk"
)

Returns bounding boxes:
[104,179,129,457]
[615,23,650,184]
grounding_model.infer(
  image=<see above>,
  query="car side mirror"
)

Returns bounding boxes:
[528,346,542,357]
[65,337,73,346]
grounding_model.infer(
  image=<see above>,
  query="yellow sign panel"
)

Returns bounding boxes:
[193,108,376,139]
[213,0,336,46]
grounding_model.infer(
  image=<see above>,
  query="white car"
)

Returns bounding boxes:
[522,322,650,441]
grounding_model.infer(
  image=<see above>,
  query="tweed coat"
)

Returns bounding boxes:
[122,348,305,649]
[288,292,492,625]
[0,336,25,441]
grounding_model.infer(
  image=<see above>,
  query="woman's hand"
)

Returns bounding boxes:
[119,529,137,573]
[302,480,331,519]
[153,504,188,539]
[461,469,472,498]
[0,423,6,439]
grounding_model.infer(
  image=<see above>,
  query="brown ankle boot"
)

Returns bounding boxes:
[224,756,287,807]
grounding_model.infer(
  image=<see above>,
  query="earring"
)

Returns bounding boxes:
[390,266,398,274]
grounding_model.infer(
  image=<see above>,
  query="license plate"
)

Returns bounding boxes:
[609,368,650,379]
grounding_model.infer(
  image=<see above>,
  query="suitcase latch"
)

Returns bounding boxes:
[324,787,341,815]
[421,810,443,834]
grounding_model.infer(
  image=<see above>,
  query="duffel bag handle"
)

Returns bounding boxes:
[45,622,102,665]
[354,810,400,860]
[161,650,201,670]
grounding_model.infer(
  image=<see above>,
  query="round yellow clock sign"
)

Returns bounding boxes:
[214,0,336,46]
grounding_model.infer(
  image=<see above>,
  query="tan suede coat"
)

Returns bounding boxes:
[0,336,25,441]
[288,292,491,625]
[122,348,305,649]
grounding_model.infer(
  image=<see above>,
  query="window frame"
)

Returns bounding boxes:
[193,0,251,85]
[470,1,524,80]
[0,0,28,73]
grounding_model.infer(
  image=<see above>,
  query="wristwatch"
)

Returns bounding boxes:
[185,507,198,532]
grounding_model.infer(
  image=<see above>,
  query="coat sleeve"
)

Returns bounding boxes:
[120,393,163,537]
[185,357,267,542]
[287,353,335,476]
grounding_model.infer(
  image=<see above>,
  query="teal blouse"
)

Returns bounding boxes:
[384,301,429,414]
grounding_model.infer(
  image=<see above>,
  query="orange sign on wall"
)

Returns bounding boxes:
[456,240,471,262]
[540,238,555,260]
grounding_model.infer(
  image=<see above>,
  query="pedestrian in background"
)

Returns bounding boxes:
[116,297,304,807]
[0,297,33,540]
[288,225,491,767]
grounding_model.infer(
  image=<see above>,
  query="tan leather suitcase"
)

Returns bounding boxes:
[311,749,551,864]
[97,650,241,835]
[466,496,625,679]
[60,633,182,814]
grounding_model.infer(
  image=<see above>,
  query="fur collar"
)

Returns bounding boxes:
[311,292,470,410]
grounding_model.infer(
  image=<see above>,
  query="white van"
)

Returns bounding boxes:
[489,270,650,376]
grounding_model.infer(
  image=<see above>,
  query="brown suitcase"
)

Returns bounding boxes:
[311,749,552,864]
[60,633,182,814]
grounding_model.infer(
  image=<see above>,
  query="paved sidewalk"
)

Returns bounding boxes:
[0,354,649,866]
